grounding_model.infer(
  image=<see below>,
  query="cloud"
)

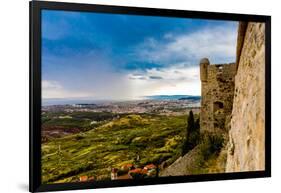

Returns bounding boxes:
[126,65,201,98]
[129,75,147,80]
[42,80,91,99]
[135,23,237,66]
[149,76,163,80]
[41,13,237,101]
[43,64,201,100]
[42,80,62,90]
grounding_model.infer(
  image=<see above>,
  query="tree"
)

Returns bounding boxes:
[187,110,195,133]
[194,118,200,140]
[181,111,200,156]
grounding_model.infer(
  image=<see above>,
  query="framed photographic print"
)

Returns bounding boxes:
[30,1,271,192]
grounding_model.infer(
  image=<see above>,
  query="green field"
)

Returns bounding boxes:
[41,113,188,184]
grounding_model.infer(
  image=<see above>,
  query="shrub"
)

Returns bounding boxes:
[200,132,224,160]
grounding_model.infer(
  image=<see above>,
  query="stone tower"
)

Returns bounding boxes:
[200,58,211,132]
[200,58,236,133]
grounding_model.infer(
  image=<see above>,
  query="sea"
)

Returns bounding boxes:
[42,95,201,106]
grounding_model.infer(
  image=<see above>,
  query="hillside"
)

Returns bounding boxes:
[41,114,189,183]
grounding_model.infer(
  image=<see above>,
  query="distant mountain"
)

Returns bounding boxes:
[145,95,201,100]
[42,95,201,106]
[42,98,107,106]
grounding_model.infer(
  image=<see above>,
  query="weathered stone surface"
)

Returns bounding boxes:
[236,22,248,69]
[159,145,203,177]
[200,61,236,133]
[226,22,265,172]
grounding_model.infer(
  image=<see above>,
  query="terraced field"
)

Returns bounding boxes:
[41,113,188,184]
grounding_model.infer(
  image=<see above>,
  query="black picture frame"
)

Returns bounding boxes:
[30,1,271,192]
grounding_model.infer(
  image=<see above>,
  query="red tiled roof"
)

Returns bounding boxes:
[129,168,143,174]
[144,164,156,170]
[79,176,88,182]
[125,163,134,167]
[129,168,147,175]
[142,169,148,174]
[88,176,95,181]
[122,163,134,169]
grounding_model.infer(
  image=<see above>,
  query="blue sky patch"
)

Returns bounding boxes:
[42,10,238,100]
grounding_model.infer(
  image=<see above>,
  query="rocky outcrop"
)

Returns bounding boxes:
[159,145,203,176]
[226,22,265,172]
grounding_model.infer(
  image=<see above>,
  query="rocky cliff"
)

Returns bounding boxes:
[226,22,265,172]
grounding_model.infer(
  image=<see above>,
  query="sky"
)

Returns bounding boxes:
[42,10,238,101]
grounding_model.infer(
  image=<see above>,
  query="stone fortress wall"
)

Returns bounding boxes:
[200,59,236,133]
[200,21,265,172]
[226,22,265,172]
